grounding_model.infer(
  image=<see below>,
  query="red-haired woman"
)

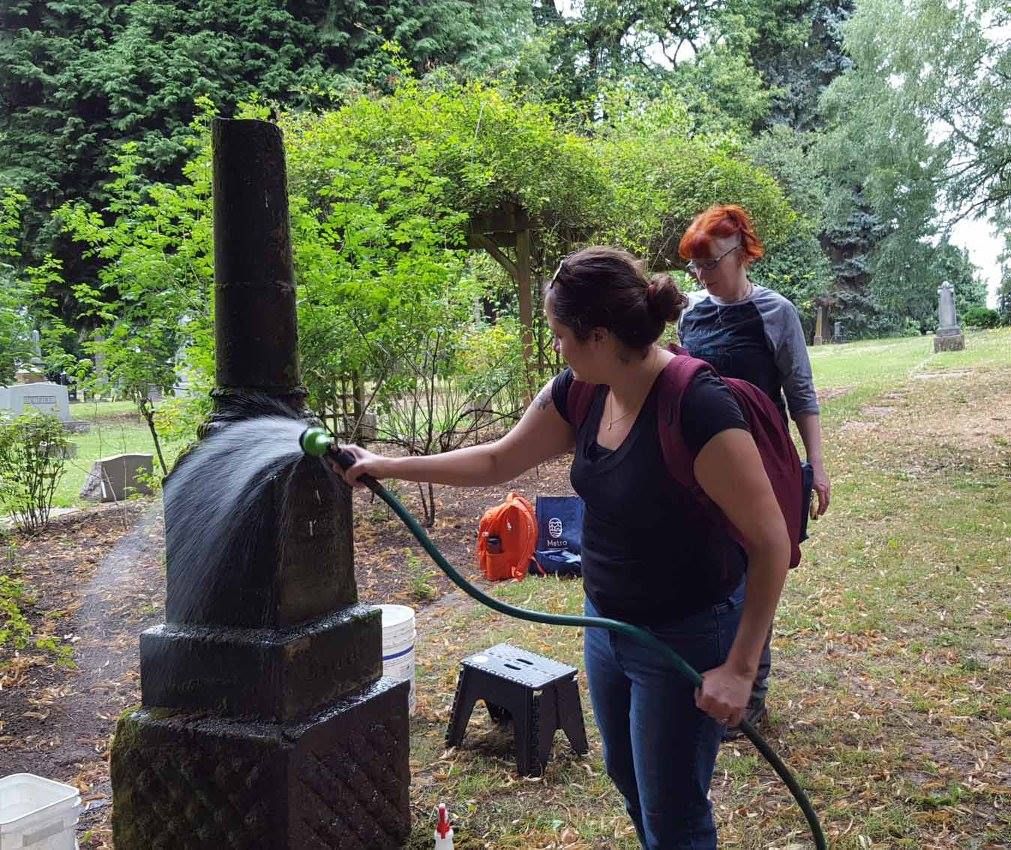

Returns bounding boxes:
[678,204,830,738]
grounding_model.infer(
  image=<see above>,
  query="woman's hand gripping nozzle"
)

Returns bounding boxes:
[299,426,380,492]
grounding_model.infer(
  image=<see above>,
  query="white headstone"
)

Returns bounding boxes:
[0,382,71,422]
[934,281,965,352]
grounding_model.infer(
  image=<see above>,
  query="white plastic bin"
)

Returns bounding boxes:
[379,604,416,715]
[0,773,80,850]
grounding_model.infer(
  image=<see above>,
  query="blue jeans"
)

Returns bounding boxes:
[584,588,744,850]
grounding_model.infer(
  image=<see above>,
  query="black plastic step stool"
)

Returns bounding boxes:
[445,643,589,776]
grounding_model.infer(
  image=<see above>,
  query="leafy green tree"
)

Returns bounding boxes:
[591,90,802,276]
[932,242,987,320]
[0,411,69,533]
[998,251,1011,321]
[58,131,214,405]
[0,0,539,329]
[815,1,951,335]
[961,306,1000,329]
[743,0,908,335]
[836,0,1010,225]
[746,0,854,132]
[745,126,833,313]
[996,283,1011,323]
[666,46,774,135]
[534,0,776,125]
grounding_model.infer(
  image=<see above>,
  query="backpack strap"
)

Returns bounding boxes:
[655,354,714,496]
[565,376,598,431]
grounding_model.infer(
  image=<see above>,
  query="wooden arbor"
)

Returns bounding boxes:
[467,201,547,402]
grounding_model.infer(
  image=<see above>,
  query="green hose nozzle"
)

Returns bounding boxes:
[299,426,334,458]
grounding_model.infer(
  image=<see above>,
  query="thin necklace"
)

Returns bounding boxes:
[716,279,755,327]
[725,279,754,304]
[605,396,637,431]
[605,349,660,430]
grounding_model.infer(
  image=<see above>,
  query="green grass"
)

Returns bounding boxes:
[53,401,188,508]
[71,399,142,421]
[808,327,1011,423]
[400,326,1011,849]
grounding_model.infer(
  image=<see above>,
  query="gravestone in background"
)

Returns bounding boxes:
[934,281,965,352]
[813,304,827,345]
[0,382,71,422]
[80,454,154,502]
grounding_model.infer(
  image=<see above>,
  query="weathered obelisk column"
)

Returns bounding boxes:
[812,302,827,345]
[110,118,411,849]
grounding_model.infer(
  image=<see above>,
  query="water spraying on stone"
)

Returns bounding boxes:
[163,396,338,625]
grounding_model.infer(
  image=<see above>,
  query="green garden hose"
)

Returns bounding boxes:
[300,426,827,849]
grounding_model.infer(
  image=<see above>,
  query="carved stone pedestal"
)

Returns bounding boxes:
[933,331,965,352]
[112,680,410,850]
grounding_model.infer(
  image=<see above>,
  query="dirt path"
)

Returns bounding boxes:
[0,504,164,830]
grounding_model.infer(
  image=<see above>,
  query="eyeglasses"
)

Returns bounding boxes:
[687,244,741,275]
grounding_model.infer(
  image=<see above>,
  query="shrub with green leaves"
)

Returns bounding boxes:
[962,306,1001,329]
[0,411,70,533]
[0,572,33,651]
[0,567,74,665]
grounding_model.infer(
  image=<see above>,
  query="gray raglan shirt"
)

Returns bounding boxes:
[677,284,819,421]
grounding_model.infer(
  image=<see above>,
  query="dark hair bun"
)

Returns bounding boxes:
[647,273,689,324]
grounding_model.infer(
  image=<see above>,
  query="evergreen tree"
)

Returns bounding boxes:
[0,0,536,331]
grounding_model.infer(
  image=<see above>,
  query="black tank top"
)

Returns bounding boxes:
[553,368,748,623]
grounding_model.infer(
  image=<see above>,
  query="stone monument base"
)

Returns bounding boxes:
[111,678,411,850]
[139,606,382,722]
[934,333,965,352]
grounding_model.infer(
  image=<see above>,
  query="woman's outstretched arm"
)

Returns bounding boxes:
[334,379,575,488]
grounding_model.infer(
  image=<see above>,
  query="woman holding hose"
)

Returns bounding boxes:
[332,246,791,850]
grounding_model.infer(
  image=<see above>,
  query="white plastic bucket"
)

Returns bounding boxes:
[379,604,416,715]
[0,773,81,850]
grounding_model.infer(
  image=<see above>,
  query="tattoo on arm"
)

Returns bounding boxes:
[534,387,552,411]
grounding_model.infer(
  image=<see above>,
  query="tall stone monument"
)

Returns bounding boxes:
[813,303,827,345]
[13,329,46,383]
[110,119,411,848]
[933,281,965,352]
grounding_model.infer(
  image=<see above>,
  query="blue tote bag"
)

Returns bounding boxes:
[530,496,584,577]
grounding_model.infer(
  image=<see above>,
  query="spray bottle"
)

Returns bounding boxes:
[434,803,453,849]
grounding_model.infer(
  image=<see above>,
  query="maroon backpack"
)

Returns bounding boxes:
[567,349,804,568]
